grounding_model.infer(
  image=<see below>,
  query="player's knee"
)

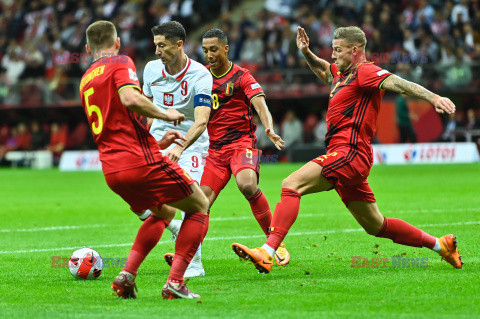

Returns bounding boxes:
[238,181,257,198]
[281,176,296,190]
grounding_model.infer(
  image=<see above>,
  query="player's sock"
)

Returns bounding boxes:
[137,209,151,221]
[200,209,210,243]
[265,188,301,251]
[261,244,276,257]
[432,238,441,253]
[123,215,169,276]
[375,218,437,249]
[246,189,272,237]
[168,212,206,282]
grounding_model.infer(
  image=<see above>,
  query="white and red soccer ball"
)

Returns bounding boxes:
[68,248,103,280]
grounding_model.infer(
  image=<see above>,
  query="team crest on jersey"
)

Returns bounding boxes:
[226,82,234,96]
[164,93,174,106]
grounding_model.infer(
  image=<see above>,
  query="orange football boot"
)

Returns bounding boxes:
[439,234,463,269]
[232,243,273,274]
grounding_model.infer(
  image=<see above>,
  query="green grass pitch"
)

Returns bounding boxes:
[1,163,479,318]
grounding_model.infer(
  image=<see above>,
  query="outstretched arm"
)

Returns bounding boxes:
[380,75,456,114]
[165,106,210,162]
[119,87,184,124]
[297,26,333,85]
[252,95,285,150]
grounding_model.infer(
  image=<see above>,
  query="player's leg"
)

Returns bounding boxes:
[232,161,333,273]
[344,187,462,269]
[106,166,179,298]
[162,182,209,299]
[235,168,272,237]
[233,152,291,267]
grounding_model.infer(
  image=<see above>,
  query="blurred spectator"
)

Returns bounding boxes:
[240,28,264,66]
[466,109,480,131]
[441,113,459,142]
[16,122,31,150]
[396,95,417,143]
[313,110,327,147]
[451,0,470,25]
[48,122,67,164]
[281,110,302,148]
[30,121,48,150]
[1,49,25,85]
[414,0,435,28]
[444,47,472,88]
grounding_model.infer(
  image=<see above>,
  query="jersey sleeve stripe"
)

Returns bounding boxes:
[143,91,153,98]
[118,84,141,93]
[378,73,393,91]
[249,92,265,102]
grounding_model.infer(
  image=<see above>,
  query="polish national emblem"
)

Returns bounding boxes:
[164,93,174,106]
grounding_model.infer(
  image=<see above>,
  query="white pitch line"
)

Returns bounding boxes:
[1,207,478,234]
[0,224,107,233]
[1,220,478,255]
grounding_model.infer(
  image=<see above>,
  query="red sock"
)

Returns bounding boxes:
[265,188,301,250]
[247,189,272,237]
[376,218,437,249]
[123,215,169,276]
[200,209,210,243]
[168,212,206,283]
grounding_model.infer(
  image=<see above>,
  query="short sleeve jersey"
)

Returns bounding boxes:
[143,56,213,152]
[325,62,392,164]
[79,55,164,174]
[207,63,264,151]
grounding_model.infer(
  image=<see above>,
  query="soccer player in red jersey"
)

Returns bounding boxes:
[232,26,463,273]
[79,21,209,299]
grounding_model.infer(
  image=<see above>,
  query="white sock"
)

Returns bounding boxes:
[432,238,441,253]
[137,210,151,221]
[262,244,275,257]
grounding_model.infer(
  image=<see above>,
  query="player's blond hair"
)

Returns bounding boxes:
[86,20,117,51]
[333,26,366,50]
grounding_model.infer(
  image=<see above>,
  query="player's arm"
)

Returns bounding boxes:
[119,87,185,125]
[380,75,456,114]
[252,95,285,150]
[297,26,333,85]
[165,105,211,162]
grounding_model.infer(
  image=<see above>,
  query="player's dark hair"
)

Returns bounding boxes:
[202,28,228,45]
[86,20,117,51]
[151,21,186,43]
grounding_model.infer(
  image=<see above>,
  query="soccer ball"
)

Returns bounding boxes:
[68,248,103,280]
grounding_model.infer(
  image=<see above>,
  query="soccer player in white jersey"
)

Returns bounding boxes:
[142,21,213,277]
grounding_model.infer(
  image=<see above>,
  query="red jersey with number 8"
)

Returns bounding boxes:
[79,55,164,174]
[207,63,264,151]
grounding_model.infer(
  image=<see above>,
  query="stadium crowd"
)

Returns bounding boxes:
[1,0,480,163]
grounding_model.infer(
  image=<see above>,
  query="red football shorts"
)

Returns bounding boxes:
[201,147,261,195]
[312,150,376,206]
[104,160,194,213]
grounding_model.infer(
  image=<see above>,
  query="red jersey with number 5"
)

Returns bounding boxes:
[207,63,264,151]
[79,55,164,174]
[325,62,392,166]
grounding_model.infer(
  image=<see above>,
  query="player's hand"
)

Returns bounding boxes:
[166,145,183,162]
[165,108,185,126]
[432,95,456,115]
[157,130,186,150]
[296,26,310,53]
[265,128,285,150]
